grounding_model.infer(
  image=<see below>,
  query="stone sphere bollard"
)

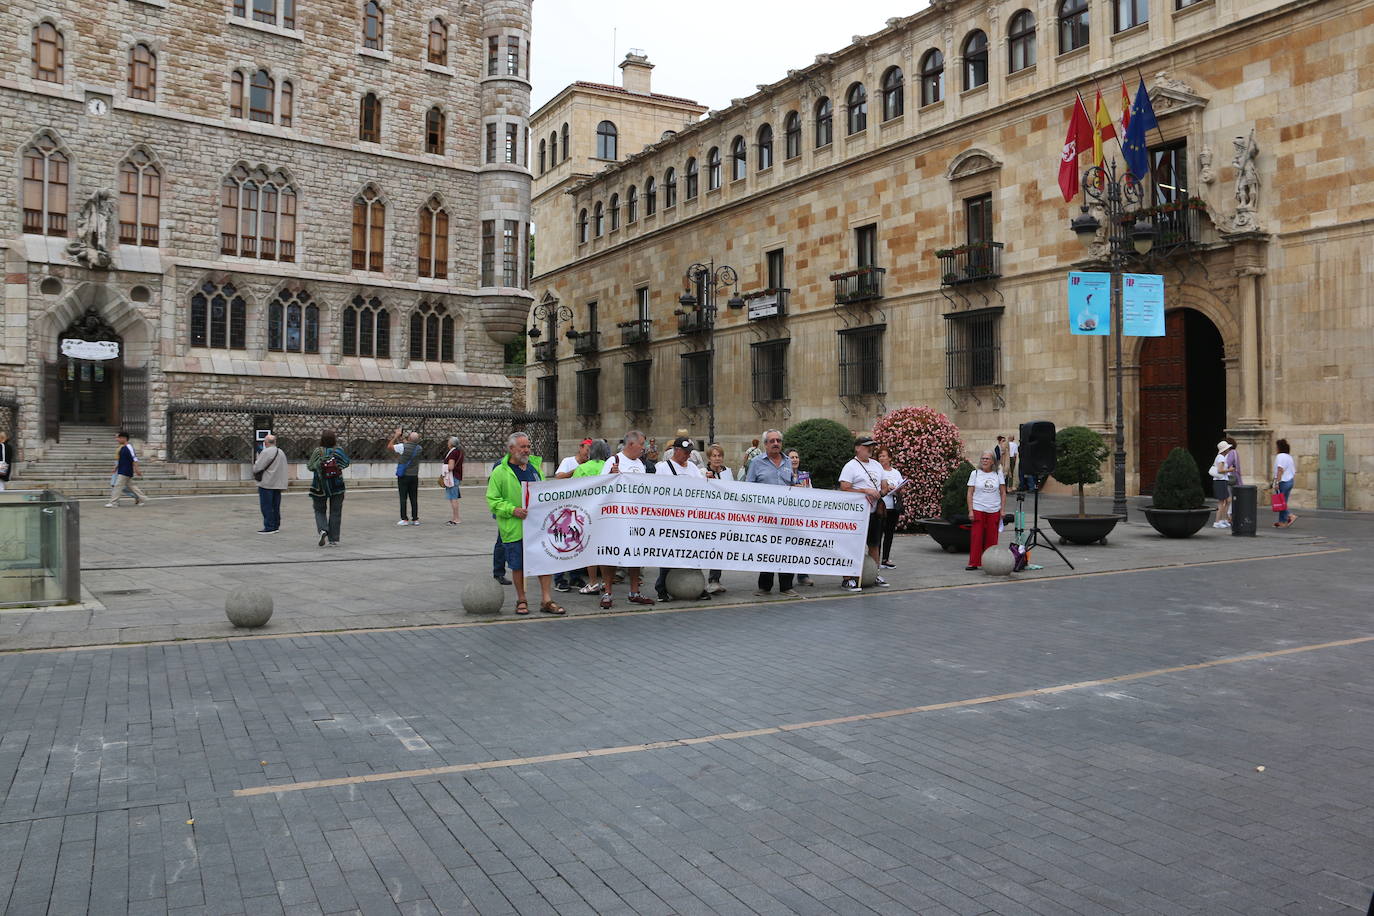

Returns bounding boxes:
[462,575,506,615]
[860,555,880,587]
[665,568,705,600]
[982,546,1015,576]
[226,587,274,628]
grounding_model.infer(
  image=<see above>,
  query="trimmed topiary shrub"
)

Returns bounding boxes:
[1152,446,1207,509]
[783,418,854,490]
[940,460,976,521]
[871,406,965,529]
[1051,426,1110,517]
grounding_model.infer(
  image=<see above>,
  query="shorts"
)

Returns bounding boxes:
[1212,479,1230,500]
[445,483,461,499]
[866,512,884,548]
[502,539,524,571]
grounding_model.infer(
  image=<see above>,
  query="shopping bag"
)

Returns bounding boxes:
[1270,491,1287,513]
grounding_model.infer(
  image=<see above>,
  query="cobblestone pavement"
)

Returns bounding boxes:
[2,528,1373,914]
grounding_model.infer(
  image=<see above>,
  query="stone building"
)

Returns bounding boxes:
[1,0,534,471]
[530,0,1373,510]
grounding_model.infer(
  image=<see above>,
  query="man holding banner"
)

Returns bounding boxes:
[744,429,801,598]
[655,436,705,601]
[485,431,565,616]
[838,437,890,593]
[605,430,655,606]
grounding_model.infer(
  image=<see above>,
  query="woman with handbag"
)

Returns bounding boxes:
[1272,438,1297,527]
[875,446,906,569]
[442,436,464,526]
[1210,438,1239,529]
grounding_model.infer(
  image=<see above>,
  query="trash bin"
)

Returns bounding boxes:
[1230,484,1257,536]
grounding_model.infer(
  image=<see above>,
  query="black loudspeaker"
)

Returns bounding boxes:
[1019,421,1057,477]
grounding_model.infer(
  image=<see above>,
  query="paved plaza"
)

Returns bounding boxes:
[1,492,1373,914]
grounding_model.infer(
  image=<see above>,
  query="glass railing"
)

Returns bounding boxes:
[0,490,81,608]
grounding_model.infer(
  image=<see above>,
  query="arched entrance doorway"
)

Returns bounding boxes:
[56,307,123,426]
[1138,308,1226,493]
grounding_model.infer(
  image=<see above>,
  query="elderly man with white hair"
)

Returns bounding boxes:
[486,430,564,616]
[252,433,289,533]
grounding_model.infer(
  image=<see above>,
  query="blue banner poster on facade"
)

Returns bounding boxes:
[1122,273,1165,336]
[1068,271,1110,335]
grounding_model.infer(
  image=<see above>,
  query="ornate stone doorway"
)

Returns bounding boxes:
[1138,308,1226,493]
[56,308,123,427]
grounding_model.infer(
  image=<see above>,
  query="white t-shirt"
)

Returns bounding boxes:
[1208,451,1228,479]
[881,467,904,509]
[610,452,646,474]
[706,467,734,482]
[657,458,703,478]
[556,456,581,476]
[968,468,1005,513]
[839,457,884,508]
[1274,453,1295,482]
[1008,440,1019,457]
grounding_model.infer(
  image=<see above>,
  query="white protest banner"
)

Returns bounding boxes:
[521,475,870,577]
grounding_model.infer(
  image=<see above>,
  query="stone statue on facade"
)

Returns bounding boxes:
[1198,145,1215,184]
[66,190,116,269]
[1222,131,1261,232]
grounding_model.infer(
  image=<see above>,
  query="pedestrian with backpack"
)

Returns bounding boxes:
[307,430,350,546]
[387,427,424,526]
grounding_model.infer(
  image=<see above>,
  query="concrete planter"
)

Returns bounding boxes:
[1044,514,1124,545]
[921,518,971,553]
[1142,507,1213,539]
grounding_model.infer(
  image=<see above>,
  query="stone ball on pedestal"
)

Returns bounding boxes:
[462,575,506,615]
[665,568,705,600]
[226,587,274,628]
[982,546,1015,576]
[860,555,880,587]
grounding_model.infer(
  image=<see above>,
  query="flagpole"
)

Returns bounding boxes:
[1134,67,1170,149]
[1087,74,1130,161]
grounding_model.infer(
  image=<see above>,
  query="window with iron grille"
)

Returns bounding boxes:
[750,340,788,403]
[408,301,453,362]
[536,375,557,413]
[838,325,884,397]
[945,308,1002,389]
[680,351,711,409]
[480,220,494,286]
[342,295,390,358]
[190,280,248,350]
[576,369,600,415]
[624,359,651,412]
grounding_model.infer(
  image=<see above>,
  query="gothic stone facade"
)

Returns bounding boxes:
[531,0,1374,510]
[1,0,533,462]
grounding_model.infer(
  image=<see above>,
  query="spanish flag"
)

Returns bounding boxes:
[1092,90,1116,166]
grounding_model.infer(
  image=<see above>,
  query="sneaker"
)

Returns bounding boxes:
[134,499,148,506]
[753,589,770,597]
[446,520,459,526]
[578,582,603,595]
[655,590,671,602]
[1219,520,1231,528]
[104,502,118,508]
[494,575,512,585]
[411,520,420,526]
[599,594,613,609]
[880,561,896,569]
[569,580,588,590]
[257,529,273,534]
[328,541,340,547]
[779,589,801,599]
[875,576,890,588]
[319,530,329,547]
[798,576,815,587]
[842,579,862,593]
[965,565,979,571]
[397,520,410,527]
[554,582,572,593]
[628,593,655,606]
[705,582,723,594]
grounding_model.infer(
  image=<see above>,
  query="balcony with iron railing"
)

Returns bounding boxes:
[532,339,557,362]
[570,330,600,355]
[618,318,651,346]
[743,288,789,320]
[676,307,715,335]
[830,266,885,305]
[936,242,1004,286]
[1127,199,1208,252]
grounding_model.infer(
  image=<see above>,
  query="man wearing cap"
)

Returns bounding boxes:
[654,436,706,601]
[745,428,802,599]
[838,436,891,593]
[550,437,595,592]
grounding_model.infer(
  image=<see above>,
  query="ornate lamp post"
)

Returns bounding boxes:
[1069,159,1156,520]
[527,296,573,414]
[677,261,744,445]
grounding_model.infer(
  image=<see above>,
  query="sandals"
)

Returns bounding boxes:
[514,600,530,615]
[539,601,567,616]
[579,582,603,595]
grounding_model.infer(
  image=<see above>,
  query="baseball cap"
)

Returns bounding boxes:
[855,436,876,447]
[580,438,594,445]
[672,436,693,450]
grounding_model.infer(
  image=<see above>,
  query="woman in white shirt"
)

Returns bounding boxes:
[965,451,1006,571]
[1272,438,1297,527]
[703,444,733,593]
[875,446,905,569]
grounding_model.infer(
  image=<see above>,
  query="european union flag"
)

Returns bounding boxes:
[1122,79,1159,182]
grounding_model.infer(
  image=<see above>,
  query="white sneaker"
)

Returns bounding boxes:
[104,502,118,508]
[397,520,410,526]
[842,579,862,593]
[1220,520,1231,528]
[1212,521,1225,528]
[705,582,723,594]
[411,520,420,526]
[875,576,890,588]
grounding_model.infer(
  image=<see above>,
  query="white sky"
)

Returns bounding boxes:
[531,0,927,113]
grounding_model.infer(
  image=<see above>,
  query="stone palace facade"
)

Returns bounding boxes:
[530,0,1373,510]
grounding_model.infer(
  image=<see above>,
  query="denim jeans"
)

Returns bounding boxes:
[1277,479,1294,523]
[258,487,282,531]
[311,493,344,543]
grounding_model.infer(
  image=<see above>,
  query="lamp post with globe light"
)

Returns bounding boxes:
[677,261,744,445]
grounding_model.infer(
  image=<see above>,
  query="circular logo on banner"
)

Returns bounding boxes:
[543,505,590,560]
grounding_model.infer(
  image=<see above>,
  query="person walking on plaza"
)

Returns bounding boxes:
[1273,438,1298,527]
[442,436,464,526]
[572,439,612,597]
[703,444,733,594]
[655,436,705,602]
[0,431,12,491]
[486,431,564,616]
[787,448,817,587]
[106,430,149,507]
[1007,435,1019,491]
[1211,437,1240,529]
[838,437,890,592]
[876,445,906,569]
[252,433,288,533]
[388,428,424,526]
[965,451,1006,571]
[603,430,654,608]
[307,430,350,546]
[746,429,802,599]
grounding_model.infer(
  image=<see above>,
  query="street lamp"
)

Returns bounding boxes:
[677,261,742,445]
[1069,159,1156,520]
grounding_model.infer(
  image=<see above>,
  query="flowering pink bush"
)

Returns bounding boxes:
[871,406,965,530]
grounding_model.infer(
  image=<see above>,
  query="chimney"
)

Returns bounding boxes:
[619,50,653,95]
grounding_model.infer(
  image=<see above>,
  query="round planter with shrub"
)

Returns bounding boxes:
[1042,425,1124,545]
[1143,446,1214,538]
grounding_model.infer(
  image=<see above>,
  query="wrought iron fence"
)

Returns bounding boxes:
[167,401,556,464]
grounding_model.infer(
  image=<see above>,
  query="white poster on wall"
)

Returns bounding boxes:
[60,339,120,360]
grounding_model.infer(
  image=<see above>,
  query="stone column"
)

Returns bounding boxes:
[1224,233,1271,483]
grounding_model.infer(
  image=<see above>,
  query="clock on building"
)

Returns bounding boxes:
[85,97,109,116]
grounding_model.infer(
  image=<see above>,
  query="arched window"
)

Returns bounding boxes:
[128,43,157,101]
[280,80,293,127]
[784,111,801,159]
[706,148,722,190]
[730,136,746,180]
[846,83,868,135]
[538,138,546,174]
[427,18,447,65]
[21,133,69,237]
[684,157,699,199]
[814,97,833,147]
[560,123,569,160]
[220,165,297,262]
[626,185,638,221]
[549,130,559,162]
[1059,0,1089,51]
[362,1,384,50]
[757,124,774,170]
[32,23,64,83]
[880,67,904,120]
[417,195,448,278]
[268,288,319,353]
[118,150,160,246]
[920,50,945,105]
[596,120,618,159]
[425,106,445,154]
[342,294,389,358]
[189,279,247,350]
[962,31,989,90]
[664,167,677,207]
[231,71,244,118]
[359,92,381,142]
[409,301,453,362]
[644,176,657,216]
[351,185,385,270]
[592,201,604,237]
[577,207,588,243]
[1007,10,1037,71]
[250,70,274,122]
[608,193,620,230]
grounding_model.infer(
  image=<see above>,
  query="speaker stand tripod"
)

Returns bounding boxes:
[1017,485,1073,570]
